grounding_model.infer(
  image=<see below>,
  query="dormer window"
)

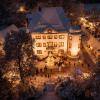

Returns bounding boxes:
[47,35,53,39]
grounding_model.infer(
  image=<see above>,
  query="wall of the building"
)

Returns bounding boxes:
[31,29,81,59]
[67,34,81,58]
[32,31,68,59]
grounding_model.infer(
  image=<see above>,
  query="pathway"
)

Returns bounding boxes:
[38,83,62,100]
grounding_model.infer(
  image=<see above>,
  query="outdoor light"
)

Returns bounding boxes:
[80,17,87,23]
[71,47,79,56]
[18,6,26,12]
[90,46,93,50]
[83,73,90,79]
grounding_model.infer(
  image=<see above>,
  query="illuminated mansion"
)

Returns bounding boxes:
[27,7,81,59]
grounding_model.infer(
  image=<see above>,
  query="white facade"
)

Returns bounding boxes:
[32,28,81,59]
[32,29,68,58]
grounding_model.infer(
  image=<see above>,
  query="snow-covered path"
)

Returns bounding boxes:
[38,83,62,100]
[38,92,62,100]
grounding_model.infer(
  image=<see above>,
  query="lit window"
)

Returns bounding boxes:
[37,50,42,54]
[53,42,57,47]
[54,35,58,39]
[43,43,46,47]
[36,43,42,47]
[68,51,71,55]
[47,35,53,39]
[47,42,53,47]
[42,35,46,39]
[69,36,72,40]
[78,44,80,48]
[59,35,64,39]
[79,37,81,40]
[59,42,64,47]
[69,42,72,48]
[58,49,64,54]
[35,35,41,39]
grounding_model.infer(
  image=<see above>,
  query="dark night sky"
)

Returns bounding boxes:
[23,0,100,3]
[78,0,100,3]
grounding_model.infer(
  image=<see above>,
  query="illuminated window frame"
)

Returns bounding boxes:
[69,42,72,48]
[47,35,53,39]
[79,37,81,40]
[36,43,42,47]
[59,42,64,47]
[42,35,46,39]
[54,35,58,39]
[59,35,65,39]
[78,44,80,48]
[35,35,41,39]
[58,49,64,54]
[53,42,57,47]
[47,42,53,47]
[37,50,42,54]
[43,43,46,47]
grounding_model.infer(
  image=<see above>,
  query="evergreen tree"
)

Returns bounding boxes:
[4,29,35,83]
[4,31,18,60]
[17,29,35,79]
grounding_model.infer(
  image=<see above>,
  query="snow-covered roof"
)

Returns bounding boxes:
[69,25,82,35]
[27,7,71,32]
[0,24,19,40]
[84,4,100,11]
[71,25,81,30]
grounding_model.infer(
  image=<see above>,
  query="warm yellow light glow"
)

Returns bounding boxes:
[90,46,93,50]
[83,73,90,79]
[45,52,55,68]
[80,17,87,23]
[80,17,96,30]
[18,6,26,12]
[69,37,80,57]
[70,47,79,56]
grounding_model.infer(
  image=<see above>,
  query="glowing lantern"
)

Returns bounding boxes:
[18,6,26,12]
